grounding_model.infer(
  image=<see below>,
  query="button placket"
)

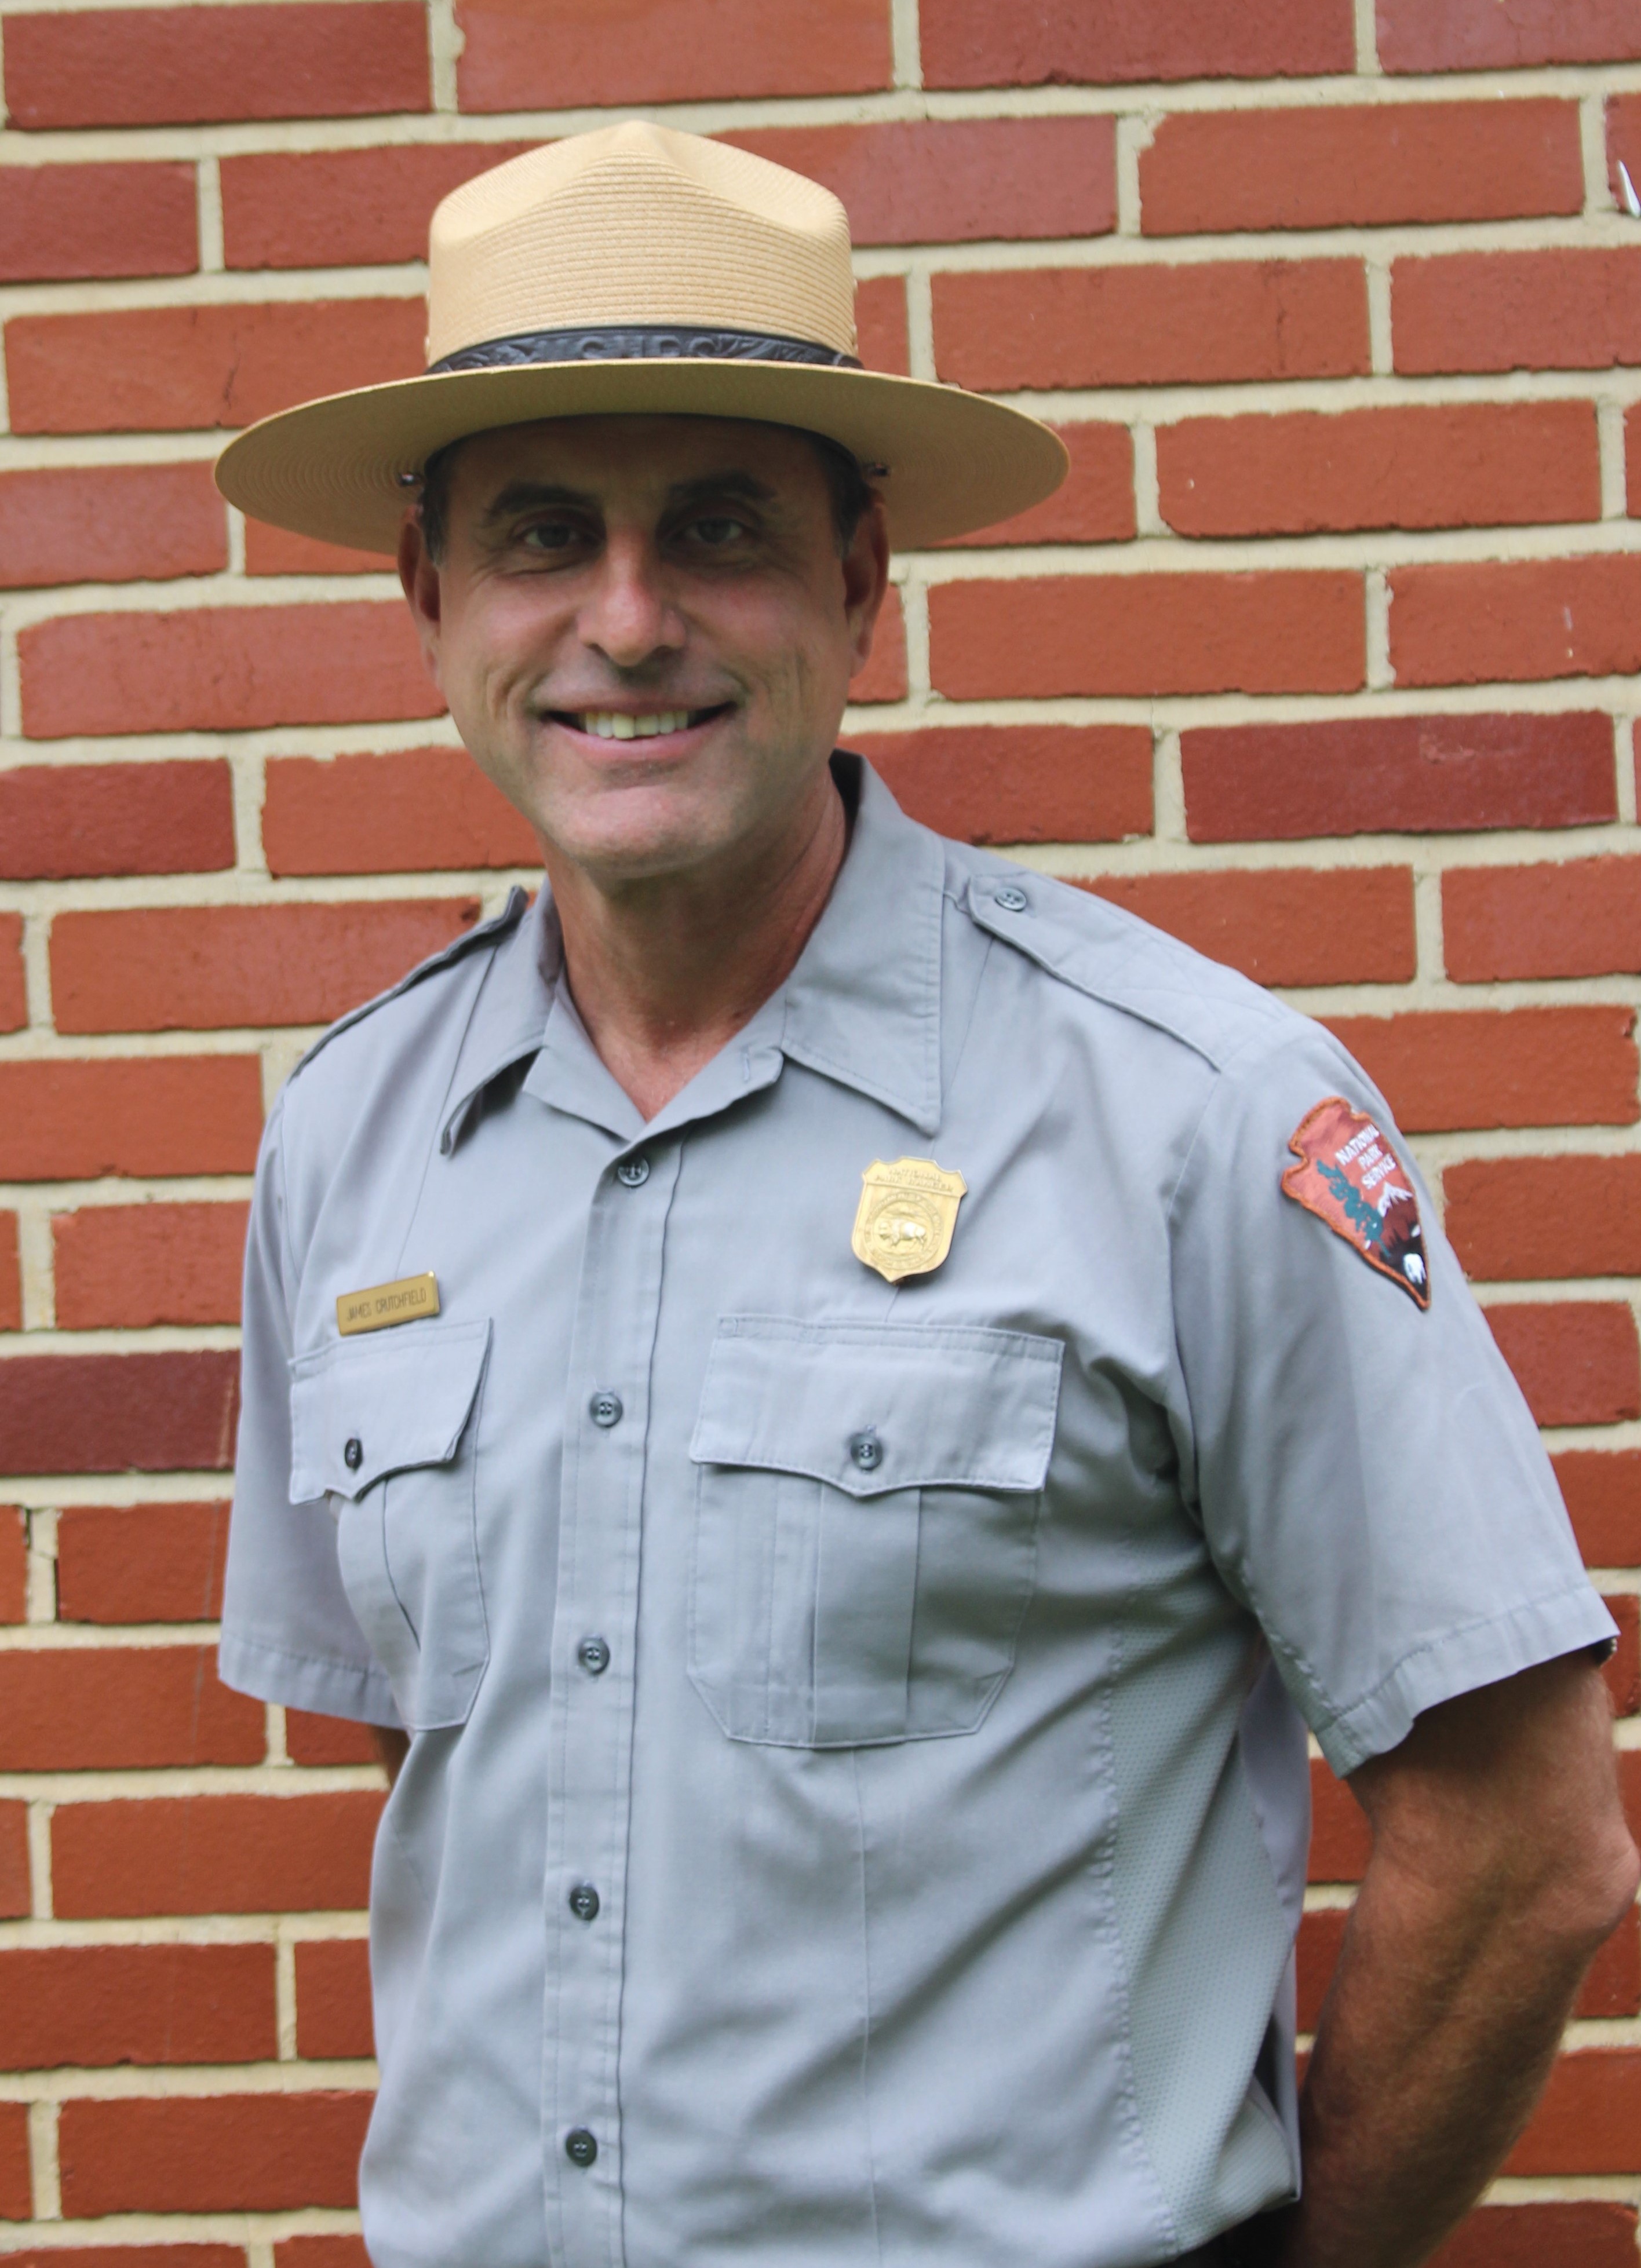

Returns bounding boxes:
[542,1141,679,2268]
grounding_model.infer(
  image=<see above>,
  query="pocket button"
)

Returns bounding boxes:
[343,1436,363,1471]
[848,1432,883,1472]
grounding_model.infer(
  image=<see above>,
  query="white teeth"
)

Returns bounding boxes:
[575,709,696,740]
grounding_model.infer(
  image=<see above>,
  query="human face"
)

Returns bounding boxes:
[399,415,889,894]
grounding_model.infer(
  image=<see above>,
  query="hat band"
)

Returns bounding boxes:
[428,323,864,375]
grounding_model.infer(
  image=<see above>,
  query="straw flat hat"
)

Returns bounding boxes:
[214,122,1067,553]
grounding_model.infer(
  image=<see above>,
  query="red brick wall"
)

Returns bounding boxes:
[1,2,1639,2258]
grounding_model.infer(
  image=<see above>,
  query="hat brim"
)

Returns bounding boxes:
[214,358,1068,554]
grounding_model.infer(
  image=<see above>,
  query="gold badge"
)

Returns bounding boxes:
[336,1271,441,1336]
[852,1159,967,1283]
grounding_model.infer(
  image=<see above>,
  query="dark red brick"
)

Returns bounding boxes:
[243,522,396,577]
[295,1939,374,2061]
[0,465,226,592]
[1141,100,1584,235]
[1507,2049,1641,2173]
[0,1803,28,1919]
[286,1711,381,1767]
[852,585,906,704]
[1310,1759,1371,1882]
[0,916,22,1034]
[921,0,1352,87]
[1604,1594,1640,1716]
[263,748,537,876]
[1443,857,1641,982]
[1555,1449,1641,1566]
[52,1793,381,1919]
[1391,556,1641,689]
[456,0,890,108]
[1381,0,1641,70]
[222,141,533,271]
[57,1502,231,1626]
[275,2242,372,2268]
[0,1944,276,2069]
[1182,712,1616,843]
[58,2090,372,2214]
[0,1646,262,1772]
[1484,1302,1641,1428]
[934,260,1368,390]
[855,275,909,375]
[851,724,1152,844]
[0,1058,262,1183]
[0,759,233,878]
[0,161,196,282]
[1430,2203,1638,2268]
[1080,866,1416,987]
[1323,1007,1638,1132]
[0,2102,28,2218]
[0,1352,241,1478]
[0,1221,19,1337]
[54,1202,249,1328]
[3,4,428,130]
[938,423,1135,549]
[1446,1155,1641,1281]
[0,1504,24,1619]
[1394,248,1641,375]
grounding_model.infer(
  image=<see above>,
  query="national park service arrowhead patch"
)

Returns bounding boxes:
[1281,1097,1431,1309]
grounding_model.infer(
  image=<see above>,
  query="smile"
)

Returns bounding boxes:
[556,707,729,741]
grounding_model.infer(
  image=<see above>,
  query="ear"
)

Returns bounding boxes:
[841,494,891,678]
[398,508,446,691]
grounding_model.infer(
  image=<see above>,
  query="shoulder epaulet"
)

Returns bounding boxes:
[960,865,1288,1072]
[288,886,530,1081]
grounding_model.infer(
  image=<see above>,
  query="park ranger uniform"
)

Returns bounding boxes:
[221,754,1612,2268]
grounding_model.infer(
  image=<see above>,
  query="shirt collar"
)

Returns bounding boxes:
[439,754,946,1151]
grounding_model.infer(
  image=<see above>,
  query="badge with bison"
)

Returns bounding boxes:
[1281,1097,1430,1310]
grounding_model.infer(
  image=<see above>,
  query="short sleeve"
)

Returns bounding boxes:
[218,1091,400,1726]
[1169,1019,1614,1778]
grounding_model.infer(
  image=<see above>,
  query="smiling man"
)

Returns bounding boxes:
[216,127,1635,2268]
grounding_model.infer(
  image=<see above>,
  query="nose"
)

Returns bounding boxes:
[578,530,684,671]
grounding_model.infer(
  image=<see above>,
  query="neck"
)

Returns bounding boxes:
[541,770,849,1121]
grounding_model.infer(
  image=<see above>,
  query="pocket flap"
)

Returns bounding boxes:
[289,1319,491,1502]
[690,1317,1062,1498]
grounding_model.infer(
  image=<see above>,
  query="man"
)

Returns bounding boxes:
[217,125,1636,2268]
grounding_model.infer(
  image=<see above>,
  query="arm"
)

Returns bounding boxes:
[1268,1652,1638,2268]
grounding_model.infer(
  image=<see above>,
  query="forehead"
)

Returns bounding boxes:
[450,413,827,502]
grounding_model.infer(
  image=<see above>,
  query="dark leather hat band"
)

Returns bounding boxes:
[429,323,863,375]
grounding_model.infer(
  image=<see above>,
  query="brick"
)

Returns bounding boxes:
[54,1202,250,1329]
[851,724,1151,845]
[1394,248,1641,376]
[53,1792,381,1919]
[1430,2204,1639,2268]
[1507,2048,1641,2173]
[1078,866,1414,989]
[1611,100,1641,239]
[1605,1593,1640,1715]
[1310,1759,1371,1882]
[851,585,906,705]
[724,119,1114,246]
[1554,1450,1641,1565]
[1392,557,1641,691]
[938,423,1135,549]
[855,275,909,375]
[1296,1906,1348,2030]
[0,2252,246,2268]
[1445,1156,1641,1281]
[58,2090,372,2214]
[1140,100,1583,235]
[276,2243,372,2268]
[1181,712,1617,844]
[244,522,395,577]
[0,1058,262,1182]
[0,759,234,879]
[52,900,480,1036]
[58,1502,230,1627]
[457,0,889,108]
[3,4,428,130]
[1624,1750,1641,1843]
[1443,857,1641,981]
[1627,401,1641,516]
[222,141,532,271]
[286,1711,381,1767]
[0,465,226,592]
[296,1938,374,2060]
[6,298,423,437]
[0,2102,28,2218]
[0,1218,19,1335]
[264,748,537,877]
[0,1944,276,2069]
[0,1646,263,1771]
[0,1506,23,1620]
[1158,402,1598,539]
[933,260,1368,391]
[1483,1302,1641,1428]
[20,603,442,739]
[0,1803,30,1919]
[1582,1905,1641,2014]
[921,0,1352,87]
[930,572,1364,700]
[1322,1008,1638,1133]
[0,915,23,1034]
[1380,0,1641,71]
[0,161,196,282]
[0,1352,241,1478]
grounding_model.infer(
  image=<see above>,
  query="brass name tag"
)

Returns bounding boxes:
[336,1272,441,1336]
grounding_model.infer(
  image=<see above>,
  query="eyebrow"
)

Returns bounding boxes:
[477,468,779,527]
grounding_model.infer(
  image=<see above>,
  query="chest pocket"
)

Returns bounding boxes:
[289,1320,491,1733]
[688,1317,1063,1748]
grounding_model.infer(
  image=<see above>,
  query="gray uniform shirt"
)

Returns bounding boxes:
[221,755,1613,2268]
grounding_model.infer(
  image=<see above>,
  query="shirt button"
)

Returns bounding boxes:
[993,883,1029,913]
[343,1437,363,1471]
[615,1155,650,1187]
[568,1882,601,1922]
[589,1390,623,1429]
[848,1432,883,1472]
[578,1635,611,1675]
[564,2128,598,2168]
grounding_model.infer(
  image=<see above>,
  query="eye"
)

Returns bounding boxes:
[689,514,749,547]
[519,519,582,552]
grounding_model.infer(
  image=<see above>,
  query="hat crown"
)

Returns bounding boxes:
[426,123,858,368]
